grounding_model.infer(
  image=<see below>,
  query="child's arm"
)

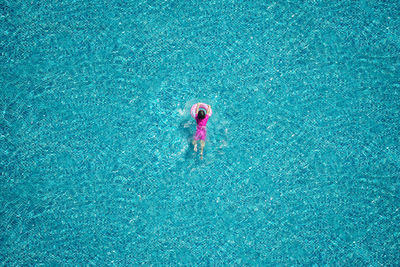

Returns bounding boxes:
[207,104,211,115]
[196,103,200,115]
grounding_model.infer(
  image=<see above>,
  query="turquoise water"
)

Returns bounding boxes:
[1,0,400,265]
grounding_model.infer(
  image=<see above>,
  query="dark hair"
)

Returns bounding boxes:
[198,110,206,120]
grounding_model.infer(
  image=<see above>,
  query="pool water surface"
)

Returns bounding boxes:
[1,0,400,265]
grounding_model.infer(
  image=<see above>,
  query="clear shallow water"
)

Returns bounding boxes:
[1,0,400,265]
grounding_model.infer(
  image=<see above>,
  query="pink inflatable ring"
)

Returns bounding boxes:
[191,103,212,118]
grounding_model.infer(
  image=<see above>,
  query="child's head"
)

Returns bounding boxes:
[198,110,206,119]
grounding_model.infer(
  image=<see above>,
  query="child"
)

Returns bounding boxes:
[192,103,211,160]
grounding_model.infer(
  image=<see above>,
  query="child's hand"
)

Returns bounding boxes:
[196,103,200,114]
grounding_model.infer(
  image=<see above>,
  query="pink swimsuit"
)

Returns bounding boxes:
[194,114,209,141]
